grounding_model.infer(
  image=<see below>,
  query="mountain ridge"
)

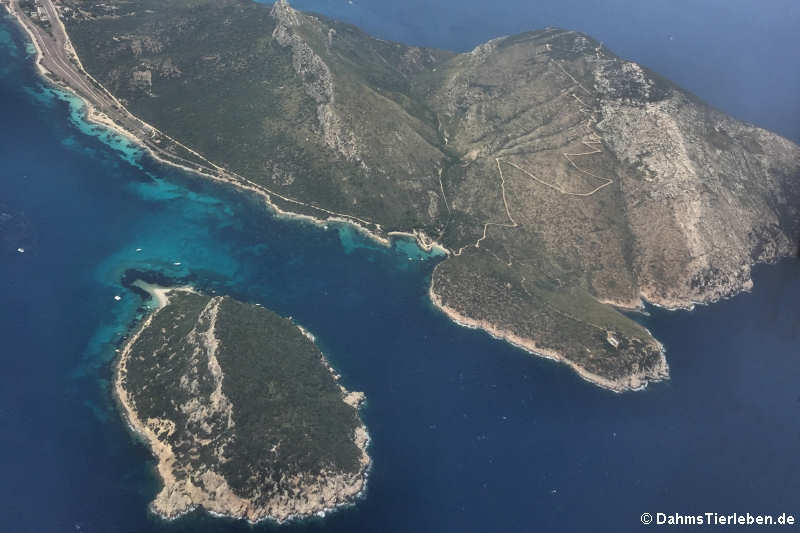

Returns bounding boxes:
[9,0,799,391]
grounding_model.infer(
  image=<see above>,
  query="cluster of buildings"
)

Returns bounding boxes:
[26,0,49,22]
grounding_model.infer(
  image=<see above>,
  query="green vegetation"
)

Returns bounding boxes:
[69,0,799,389]
[124,291,215,450]
[214,297,362,498]
[61,0,453,231]
[432,249,664,384]
[122,290,366,509]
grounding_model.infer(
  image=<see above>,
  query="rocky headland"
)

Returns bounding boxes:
[8,0,799,391]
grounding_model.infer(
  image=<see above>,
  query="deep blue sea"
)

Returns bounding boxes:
[1,2,799,532]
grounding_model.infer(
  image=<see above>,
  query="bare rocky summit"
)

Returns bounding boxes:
[53,0,800,391]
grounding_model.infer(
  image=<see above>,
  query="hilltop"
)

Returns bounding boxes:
[116,285,370,522]
[11,0,799,390]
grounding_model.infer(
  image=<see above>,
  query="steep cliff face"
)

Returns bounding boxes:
[595,75,799,307]
[116,289,370,522]
[270,0,360,163]
[61,0,799,390]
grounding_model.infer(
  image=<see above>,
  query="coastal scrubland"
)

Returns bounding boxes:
[117,288,369,522]
[36,0,800,390]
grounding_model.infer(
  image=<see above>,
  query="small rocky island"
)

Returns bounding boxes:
[115,284,370,523]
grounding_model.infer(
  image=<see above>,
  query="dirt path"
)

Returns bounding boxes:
[454,57,612,257]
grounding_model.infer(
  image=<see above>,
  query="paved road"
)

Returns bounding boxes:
[13,0,114,109]
[6,0,385,232]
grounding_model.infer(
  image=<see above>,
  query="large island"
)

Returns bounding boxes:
[6,0,799,391]
[116,284,370,522]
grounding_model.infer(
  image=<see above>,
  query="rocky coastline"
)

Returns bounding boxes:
[6,0,798,394]
[115,285,371,523]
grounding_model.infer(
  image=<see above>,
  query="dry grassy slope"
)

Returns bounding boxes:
[417,28,799,387]
[597,89,800,307]
[426,28,800,304]
[422,29,640,300]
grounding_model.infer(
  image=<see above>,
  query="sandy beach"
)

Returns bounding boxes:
[130,280,188,309]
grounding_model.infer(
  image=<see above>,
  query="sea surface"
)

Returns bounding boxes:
[1,2,799,532]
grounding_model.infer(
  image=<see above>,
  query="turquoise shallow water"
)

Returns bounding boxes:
[1,5,799,533]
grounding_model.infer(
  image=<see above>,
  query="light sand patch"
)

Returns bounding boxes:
[131,280,193,309]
